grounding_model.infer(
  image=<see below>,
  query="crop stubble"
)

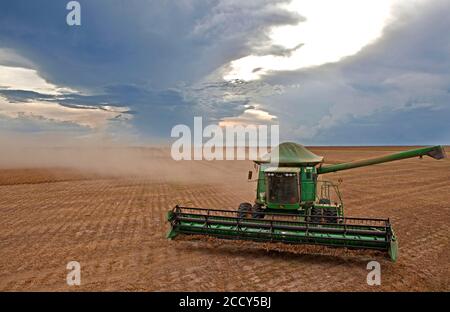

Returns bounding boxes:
[0,147,448,291]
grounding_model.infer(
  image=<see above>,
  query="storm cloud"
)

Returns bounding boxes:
[0,0,449,145]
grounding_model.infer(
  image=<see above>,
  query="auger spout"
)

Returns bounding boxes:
[318,145,446,174]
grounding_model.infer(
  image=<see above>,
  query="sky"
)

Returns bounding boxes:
[0,0,449,145]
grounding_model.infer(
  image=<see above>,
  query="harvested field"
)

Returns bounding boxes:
[0,146,449,291]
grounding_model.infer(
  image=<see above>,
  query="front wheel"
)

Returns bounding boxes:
[309,207,323,223]
[238,202,252,218]
[323,208,338,224]
[252,203,265,219]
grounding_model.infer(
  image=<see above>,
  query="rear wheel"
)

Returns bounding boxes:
[252,203,265,219]
[238,202,252,218]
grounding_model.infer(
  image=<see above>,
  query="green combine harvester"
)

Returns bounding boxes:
[167,143,446,261]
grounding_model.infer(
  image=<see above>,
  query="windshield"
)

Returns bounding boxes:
[266,173,299,204]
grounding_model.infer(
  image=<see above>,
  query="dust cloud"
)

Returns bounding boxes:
[0,132,253,184]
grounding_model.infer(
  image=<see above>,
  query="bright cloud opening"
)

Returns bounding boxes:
[219,104,278,127]
[224,0,395,81]
[0,63,131,129]
[0,96,131,129]
[0,65,75,95]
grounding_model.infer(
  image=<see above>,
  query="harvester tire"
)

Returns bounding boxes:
[310,207,323,223]
[238,202,252,218]
[324,208,338,224]
[252,203,265,219]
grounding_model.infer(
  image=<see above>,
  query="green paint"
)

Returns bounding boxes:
[167,143,446,262]
[318,145,446,174]
[388,230,398,262]
[168,210,394,256]
[300,167,316,202]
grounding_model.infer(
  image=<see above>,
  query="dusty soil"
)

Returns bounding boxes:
[0,146,449,291]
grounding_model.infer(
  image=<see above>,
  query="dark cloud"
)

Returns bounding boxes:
[313,105,450,146]
[0,84,195,138]
[0,0,300,139]
[0,89,55,103]
[1,0,449,145]
[0,0,300,90]
[261,0,450,145]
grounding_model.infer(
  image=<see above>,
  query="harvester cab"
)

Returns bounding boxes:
[259,165,343,219]
[167,142,446,262]
[251,143,344,221]
[264,167,301,206]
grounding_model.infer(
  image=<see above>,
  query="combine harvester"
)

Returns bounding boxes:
[167,143,446,261]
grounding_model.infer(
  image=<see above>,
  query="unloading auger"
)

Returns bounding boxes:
[167,143,446,261]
